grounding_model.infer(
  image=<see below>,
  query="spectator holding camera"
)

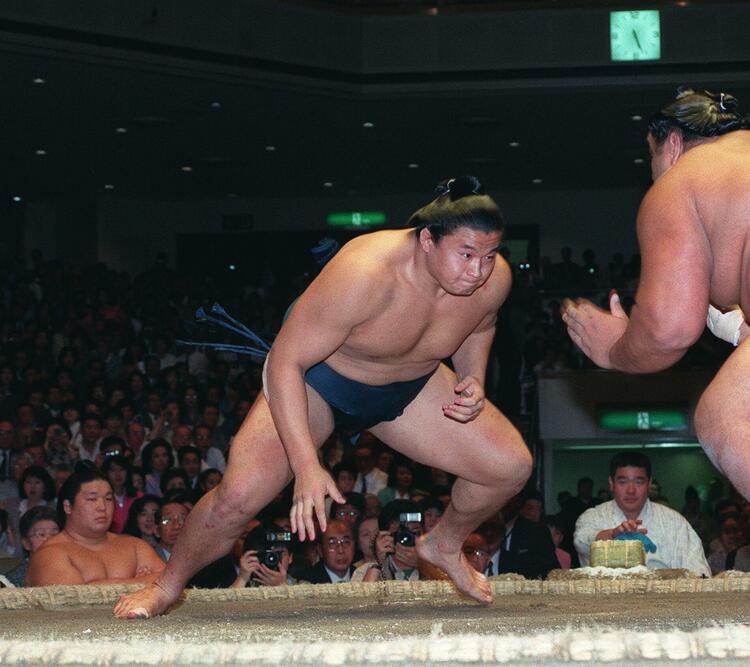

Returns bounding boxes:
[357,500,423,582]
[43,421,76,468]
[230,524,296,588]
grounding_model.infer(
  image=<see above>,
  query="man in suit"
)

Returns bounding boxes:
[496,493,559,580]
[300,520,355,584]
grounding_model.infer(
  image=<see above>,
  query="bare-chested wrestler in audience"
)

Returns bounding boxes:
[114,175,532,618]
[563,88,750,500]
[26,462,164,586]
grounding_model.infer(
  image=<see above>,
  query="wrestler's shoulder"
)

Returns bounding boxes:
[326,230,405,279]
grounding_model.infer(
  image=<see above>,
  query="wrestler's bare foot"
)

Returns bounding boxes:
[416,533,492,604]
[113,579,180,619]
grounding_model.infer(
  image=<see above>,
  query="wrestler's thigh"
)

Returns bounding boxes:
[369,363,529,486]
[221,385,335,493]
[695,339,750,440]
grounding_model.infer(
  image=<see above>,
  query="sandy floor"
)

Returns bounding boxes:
[1,591,749,641]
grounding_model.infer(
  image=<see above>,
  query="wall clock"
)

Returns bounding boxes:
[610,10,661,62]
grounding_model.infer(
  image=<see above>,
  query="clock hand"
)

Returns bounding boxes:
[632,29,642,51]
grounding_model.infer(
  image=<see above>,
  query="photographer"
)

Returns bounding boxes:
[356,500,423,582]
[230,524,295,588]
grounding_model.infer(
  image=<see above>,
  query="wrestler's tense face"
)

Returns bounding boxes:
[609,466,650,518]
[423,227,502,296]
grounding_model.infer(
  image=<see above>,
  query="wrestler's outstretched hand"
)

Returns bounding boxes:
[291,465,345,542]
[562,291,629,369]
[444,376,485,422]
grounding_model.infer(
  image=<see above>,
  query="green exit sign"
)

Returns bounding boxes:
[599,409,687,432]
[326,211,387,227]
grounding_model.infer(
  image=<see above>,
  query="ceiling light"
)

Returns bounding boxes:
[323,181,333,188]
[634,158,645,164]
[362,122,374,128]
[12,196,21,202]
[35,149,47,156]
[631,115,643,121]
[115,127,128,134]
[509,141,521,148]
[104,184,115,190]
[32,77,45,84]
[211,102,221,109]
[265,145,276,152]
[532,178,543,184]
[408,163,419,169]
[181,166,193,172]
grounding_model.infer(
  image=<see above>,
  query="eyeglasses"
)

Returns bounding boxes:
[324,537,353,550]
[462,547,489,559]
[161,515,187,527]
[335,510,360,519]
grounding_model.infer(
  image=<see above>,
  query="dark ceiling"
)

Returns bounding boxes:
[1,7,749,204]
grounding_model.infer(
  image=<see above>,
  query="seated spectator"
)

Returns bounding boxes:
[193,424,226,473]
[377,456,419,505]
[0,508,14,556]
[356,516,378,567]
[125,421,147,464]
[495,495,558,579]
[196,468,223,499]
[26,462,165,586]
[300,519,356,584]
[326,461,357,515]
[230,524,296,588]
[77,413,103,463]
[375,446,394,475]
[102,455,142,534]
[42,421,76,469]
[545,515,571,569]
[574,452,710,576]
[141,438,175,497]
[364,493,381,519]
[681,484,715,549]
[419,496,445,534]
[152,496,190,563]
[17,465,56,518]
[123,494,161,548]
[357,500,423,582]
[352,443,387,496]
[177,446,203,490]
[518,491,544,523]
[159,468,191,497]
[5,506,61,586]
[462,532,491,574]
[330,491,365,530]
[707,515,745,575]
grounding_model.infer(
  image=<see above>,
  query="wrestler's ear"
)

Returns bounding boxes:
[62,499,73,516]
[418,227,435,252]
[667,130,684,165]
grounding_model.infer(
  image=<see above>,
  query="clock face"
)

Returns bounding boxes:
[610,10,661,62]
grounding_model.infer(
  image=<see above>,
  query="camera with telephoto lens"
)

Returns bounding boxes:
[392,512,422,548]
[261,531,292,570]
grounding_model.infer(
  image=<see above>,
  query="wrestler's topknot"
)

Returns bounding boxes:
[648,87,750,144]
[409,174,504,243]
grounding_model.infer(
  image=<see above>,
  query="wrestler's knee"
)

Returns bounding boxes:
[694,391,729,465]
[481,430,533,490]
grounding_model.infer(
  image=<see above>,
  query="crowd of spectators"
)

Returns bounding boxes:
[0,245,743,590]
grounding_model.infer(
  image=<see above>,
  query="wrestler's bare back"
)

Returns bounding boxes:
[654,131,750,312]
[278,228,510,385]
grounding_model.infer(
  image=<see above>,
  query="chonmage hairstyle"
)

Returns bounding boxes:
[409,175,504,244]
[648,87,750,145]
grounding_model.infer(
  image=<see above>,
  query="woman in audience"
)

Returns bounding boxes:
[377,456,418,505]
[102,454,142,533]
[124,494,161,547]
[141,438,175,496]
[17,465,56,517]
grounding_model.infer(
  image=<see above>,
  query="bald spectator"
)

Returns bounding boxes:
[25,463,164,586]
